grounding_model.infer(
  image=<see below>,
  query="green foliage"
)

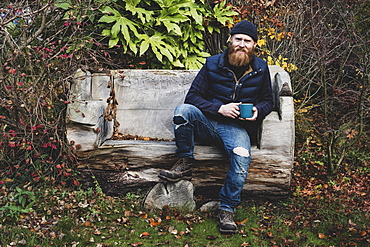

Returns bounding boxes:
[0,187,36,219]
[98,0,237,69]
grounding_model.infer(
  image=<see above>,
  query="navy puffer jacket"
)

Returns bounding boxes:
[185,49,273,122]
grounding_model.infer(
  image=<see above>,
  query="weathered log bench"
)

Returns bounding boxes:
[66,66,294,199]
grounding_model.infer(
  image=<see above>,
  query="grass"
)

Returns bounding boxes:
[1,149,369,247]
[0,183,369,247]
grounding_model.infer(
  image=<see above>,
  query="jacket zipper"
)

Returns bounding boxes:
[229,69,249,100]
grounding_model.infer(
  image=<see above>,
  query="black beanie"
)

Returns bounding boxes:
[230,20,258,42]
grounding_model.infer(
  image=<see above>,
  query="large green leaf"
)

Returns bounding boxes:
[99,15,118,24]
[108,37,119,48]
[125,0,153,23]
[97,0,235,68]
[100,6,121,17]
[138,33,177,62]
[189,6,203,24]
[213,1,237,25]
[99,6,139,49]
[163,22,182,35]
[55,1,71,10]
[183,53,209,70]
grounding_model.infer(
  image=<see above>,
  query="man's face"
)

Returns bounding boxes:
[228,34,257,67]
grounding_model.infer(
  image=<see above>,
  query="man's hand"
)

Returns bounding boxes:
[218,103,241,119]
[239,106,258,121]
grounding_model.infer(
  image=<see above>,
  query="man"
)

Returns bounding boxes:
[158,20,273,234]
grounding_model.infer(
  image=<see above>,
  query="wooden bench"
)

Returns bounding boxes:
[66,66,294,199]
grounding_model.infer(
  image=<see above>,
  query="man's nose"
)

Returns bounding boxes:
[238,40,246,47]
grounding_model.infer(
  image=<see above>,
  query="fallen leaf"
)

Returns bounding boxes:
[207,235,217,240]
[236,218,248,225]
[149,217,162,227]
[140,232,150,238]
[138,213,148,218]
[18,239,27,245]
[129,242,143,246]
[168,225,175,233]
[318,233,326,239]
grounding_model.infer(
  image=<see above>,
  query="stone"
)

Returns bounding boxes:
[199,201,220,212]
[143,180,196,211]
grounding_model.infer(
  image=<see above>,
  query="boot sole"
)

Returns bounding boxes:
[217,219,238,234]
[219,227,238,234]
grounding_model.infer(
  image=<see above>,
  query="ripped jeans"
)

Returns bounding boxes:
[173,104,251,213]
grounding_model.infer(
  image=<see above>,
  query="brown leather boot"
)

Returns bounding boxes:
[217,210,238,234]
[158,157,193,182]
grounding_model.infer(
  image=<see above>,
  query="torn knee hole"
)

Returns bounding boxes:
[233,147,250,157]
[173,116,187,125]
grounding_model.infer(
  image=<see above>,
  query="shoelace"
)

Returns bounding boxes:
[221,211,234,222]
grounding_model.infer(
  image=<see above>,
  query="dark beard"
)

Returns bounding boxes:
[228,46,254,67]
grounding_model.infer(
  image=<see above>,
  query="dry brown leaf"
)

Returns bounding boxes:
[129,242,143,246]
[140,232,150,238]
[149,218,162,227]
[318,233,326,239]
[236,218,248,225]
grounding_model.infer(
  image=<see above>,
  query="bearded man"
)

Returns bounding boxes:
[158,20,273,234]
